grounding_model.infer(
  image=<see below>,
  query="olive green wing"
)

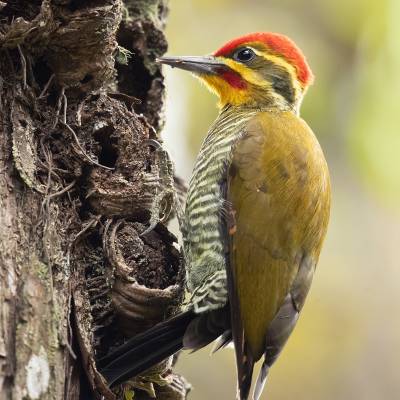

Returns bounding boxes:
[225,111,330,399]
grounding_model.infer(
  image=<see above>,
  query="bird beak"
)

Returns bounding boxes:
[156,55,227,75]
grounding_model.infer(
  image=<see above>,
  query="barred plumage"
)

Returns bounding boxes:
[99,33,330,400]
[183,105,258,310]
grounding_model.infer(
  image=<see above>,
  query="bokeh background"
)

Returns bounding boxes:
[161,1,400,399]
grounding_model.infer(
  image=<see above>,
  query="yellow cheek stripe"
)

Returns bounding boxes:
[223,49,303,99]
[197,49,302,108]
[223,58,269,88]
[200,57,273,107]
[240,45,303,93]
[256,52,303,97]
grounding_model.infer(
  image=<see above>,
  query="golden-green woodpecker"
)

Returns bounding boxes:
[99,32,331,400]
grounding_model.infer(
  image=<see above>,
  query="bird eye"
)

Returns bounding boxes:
[234,48,256,62]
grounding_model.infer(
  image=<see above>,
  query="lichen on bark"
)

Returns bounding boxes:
[0,1,189,399]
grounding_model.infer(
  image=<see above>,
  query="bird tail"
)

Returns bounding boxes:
[237,347,255,400]
[98,310,195,387]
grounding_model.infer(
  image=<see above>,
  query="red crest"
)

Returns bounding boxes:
[214,32,313,86]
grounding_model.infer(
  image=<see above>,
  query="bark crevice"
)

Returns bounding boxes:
[0,1,189,399]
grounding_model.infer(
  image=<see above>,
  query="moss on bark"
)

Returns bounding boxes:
[0,1,189,399]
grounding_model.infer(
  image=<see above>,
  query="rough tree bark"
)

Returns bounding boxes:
[0,1,189,399]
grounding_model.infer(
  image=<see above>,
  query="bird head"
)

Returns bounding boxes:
[158,32,313,112]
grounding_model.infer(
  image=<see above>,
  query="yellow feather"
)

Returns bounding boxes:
[197,74,251,107]
[196,51,303,109]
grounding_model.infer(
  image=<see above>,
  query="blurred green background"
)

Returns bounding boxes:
[161,0,400,399]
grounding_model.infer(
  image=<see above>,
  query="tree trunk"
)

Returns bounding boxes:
[0,1,189,399]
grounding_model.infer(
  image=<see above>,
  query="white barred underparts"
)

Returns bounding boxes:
[183,105,258,312]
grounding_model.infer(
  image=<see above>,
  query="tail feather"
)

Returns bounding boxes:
[237,349,254,400]
[253,361,270,400]
[98,308,229,388]
[98,311,195,387]
[211,330,232,354]
[183,306,229,351]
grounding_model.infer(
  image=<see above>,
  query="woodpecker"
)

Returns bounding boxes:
[99,32,331,400]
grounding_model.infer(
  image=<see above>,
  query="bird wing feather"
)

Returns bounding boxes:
[225,111,330,399]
